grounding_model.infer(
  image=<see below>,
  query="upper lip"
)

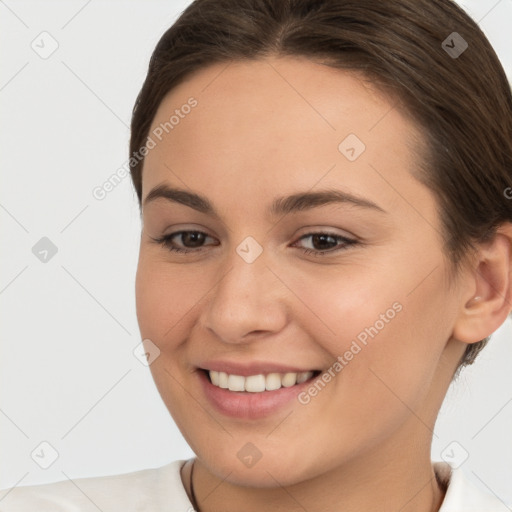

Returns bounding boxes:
[199,360,321,376]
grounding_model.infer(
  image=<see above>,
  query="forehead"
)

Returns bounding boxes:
[145,56,402,158]
[141,56,432,224]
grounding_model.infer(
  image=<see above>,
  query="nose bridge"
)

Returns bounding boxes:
[200,238,287,342]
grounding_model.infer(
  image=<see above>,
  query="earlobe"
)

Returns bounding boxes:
[452,225,512,345]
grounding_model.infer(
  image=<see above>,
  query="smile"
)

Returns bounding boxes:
[207,370,321,392]
[197,363,325,419]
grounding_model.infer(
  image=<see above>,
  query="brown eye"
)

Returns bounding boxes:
[179,231,207,248]
[294,232,358,256]
[152,231,218,253]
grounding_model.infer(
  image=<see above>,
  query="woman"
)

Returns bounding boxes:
[2,0,511,510]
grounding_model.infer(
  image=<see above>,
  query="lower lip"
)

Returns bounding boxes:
[198,370,318,420]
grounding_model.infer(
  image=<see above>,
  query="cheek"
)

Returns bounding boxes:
[135,256,209,438]
[279,261,405,362]
[288,258,450,432]
[286,245,450,370]
[135,254,207,343]
[284,307,445,480]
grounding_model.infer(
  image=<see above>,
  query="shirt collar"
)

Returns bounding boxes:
[433,461,508,511]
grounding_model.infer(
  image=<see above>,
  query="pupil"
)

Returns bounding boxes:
[184,232,205,247]
[312,234,335,250]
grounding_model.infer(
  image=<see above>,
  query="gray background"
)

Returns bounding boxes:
[1,0,511,506]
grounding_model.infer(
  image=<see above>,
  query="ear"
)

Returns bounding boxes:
[452,223,512,344]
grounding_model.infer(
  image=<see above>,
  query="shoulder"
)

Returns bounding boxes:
[0,459,194,512]
[434,461,509,511]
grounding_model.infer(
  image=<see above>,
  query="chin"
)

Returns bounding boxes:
[198,450,322,488]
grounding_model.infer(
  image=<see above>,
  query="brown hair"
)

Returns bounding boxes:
[129,0,512,370]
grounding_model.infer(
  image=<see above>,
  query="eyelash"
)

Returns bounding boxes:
[151,230,358,257]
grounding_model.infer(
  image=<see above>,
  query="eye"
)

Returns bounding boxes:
[150,230,358,257]
[292,232,358,256]
[151,230,218,253]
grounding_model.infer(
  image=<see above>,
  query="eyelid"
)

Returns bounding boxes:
[157,233,355,259]
[293,226,357,240]
[291,230,357,252]
[164,230,216,247]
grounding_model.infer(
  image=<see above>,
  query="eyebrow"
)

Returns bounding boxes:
[142,183,386,217]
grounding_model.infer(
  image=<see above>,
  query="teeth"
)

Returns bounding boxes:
[227,374,245,391]
[282,372,297,387]
[296,371,311,384]
[218,371,228,389]
[210,370,219,386]
[209,370,314,392]
[245,374,266,392]
[265,373,281,391]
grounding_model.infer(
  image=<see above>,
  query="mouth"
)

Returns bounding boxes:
[201,368,323,392]
[196,362,326,419]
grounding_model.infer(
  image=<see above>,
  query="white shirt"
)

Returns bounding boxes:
[0,459,507,511]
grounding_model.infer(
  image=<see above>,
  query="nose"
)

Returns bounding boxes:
[199,245,289,344]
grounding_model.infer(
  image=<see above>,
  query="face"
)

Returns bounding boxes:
[135,56,466,486]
